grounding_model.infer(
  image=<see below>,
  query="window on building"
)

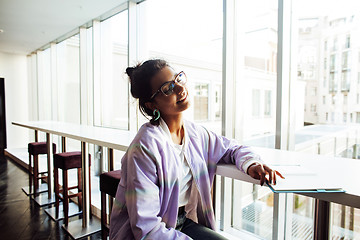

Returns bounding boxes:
[214,84,221,120]
[194,83,209,121]
[345,34,350,49]
[324,57,327,70]
[329,72,337,93]
[324,40,328,51]
[342,51,350,69]
[264,90,272,116]
[330,54,336,71]
[310,104,317,112]
[311,87,317,96]
[252,89,261,117]
[333,37,338,51]
[341,70,351,92]
[323,96,326,105]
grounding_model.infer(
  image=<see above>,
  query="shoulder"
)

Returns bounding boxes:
[128,122,166,154]
[184,120,210,142]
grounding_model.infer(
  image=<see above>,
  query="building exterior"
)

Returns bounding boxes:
[299,15,360,125]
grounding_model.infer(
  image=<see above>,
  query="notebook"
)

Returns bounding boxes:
[266,165,345,193]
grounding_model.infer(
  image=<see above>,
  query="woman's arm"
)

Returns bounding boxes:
[203,128,283,185]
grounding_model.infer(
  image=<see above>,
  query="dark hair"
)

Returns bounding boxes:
[126,59,170,125]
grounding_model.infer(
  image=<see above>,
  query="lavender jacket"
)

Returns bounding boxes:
[109,120,261,240]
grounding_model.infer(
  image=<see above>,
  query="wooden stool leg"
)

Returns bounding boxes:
[33,155,39,192]
[77,168,82,211]
[28,154,33,193]
[89,165,92,216]
[54,167,60,216]
[101,192,107,239]
[63,169,69,226]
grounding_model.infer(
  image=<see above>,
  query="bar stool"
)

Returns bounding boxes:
[53,151,91,226]
[99,170,121,239]
[28,142,56,193]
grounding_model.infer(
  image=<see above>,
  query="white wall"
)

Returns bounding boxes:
[0,51,30,148]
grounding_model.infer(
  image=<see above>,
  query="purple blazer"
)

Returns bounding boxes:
[109,120,260,240]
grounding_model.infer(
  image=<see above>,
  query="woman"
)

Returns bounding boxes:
[110,59,283,240]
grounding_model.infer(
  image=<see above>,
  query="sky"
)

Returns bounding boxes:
[296,0,360,18]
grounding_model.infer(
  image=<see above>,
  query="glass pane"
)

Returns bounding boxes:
[37,48,52,121]
[56,35,81,151]
[294,0,360,238]
[95,10,129,129]
[138,0,223,134]
[237,0,278,149]
[232,0,278,239]
[57,35,80,125]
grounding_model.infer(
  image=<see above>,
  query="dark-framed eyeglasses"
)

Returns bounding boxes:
[149,71,187,100]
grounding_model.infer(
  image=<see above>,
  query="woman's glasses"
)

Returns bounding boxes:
[149,71,187,100]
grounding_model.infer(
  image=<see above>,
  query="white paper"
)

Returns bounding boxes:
[267,165,343,192]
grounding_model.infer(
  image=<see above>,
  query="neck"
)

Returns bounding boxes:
[162,114,183,133]
[162,114,184,144]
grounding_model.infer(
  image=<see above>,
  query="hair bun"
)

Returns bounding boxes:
[126,67,136,77]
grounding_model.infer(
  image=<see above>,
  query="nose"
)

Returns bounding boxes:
[174,82,186,94]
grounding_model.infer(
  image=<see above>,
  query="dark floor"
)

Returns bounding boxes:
[0,154,103,240]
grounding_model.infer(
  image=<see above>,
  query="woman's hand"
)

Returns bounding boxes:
[247,163,284,186]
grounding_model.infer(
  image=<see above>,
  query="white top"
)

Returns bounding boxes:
[159,118,193,207]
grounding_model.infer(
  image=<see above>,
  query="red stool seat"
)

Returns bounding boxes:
[28,142,56,155]
[54,151,88,170]
[100,170,122,197]
[100,170,121,238]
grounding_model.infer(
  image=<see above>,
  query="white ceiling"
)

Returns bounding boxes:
[0,0,130,55]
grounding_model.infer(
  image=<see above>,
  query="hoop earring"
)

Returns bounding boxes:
[153,109,160,121]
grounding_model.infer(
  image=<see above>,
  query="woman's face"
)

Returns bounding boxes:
[148,66,190,118]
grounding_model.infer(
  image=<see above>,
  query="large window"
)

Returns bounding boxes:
[94,10,129,130]
[57,35,81,125]
[36,48,52,143]
[37,48,52,121]
[56,35,81,151]
[231,0,278,238]
[236,0,278,145]
[295,0,360,238]
[138,0,223,134]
